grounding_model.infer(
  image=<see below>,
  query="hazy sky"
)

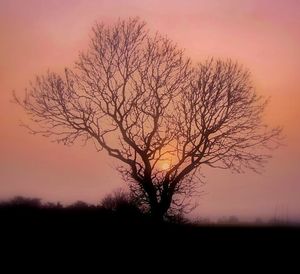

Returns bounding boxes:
[1,0,300,221]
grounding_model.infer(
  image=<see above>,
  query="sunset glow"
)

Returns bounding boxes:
[160,161,171,171]
[1,0,300,222]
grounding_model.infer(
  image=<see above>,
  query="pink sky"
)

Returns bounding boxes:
[1,0,300,221]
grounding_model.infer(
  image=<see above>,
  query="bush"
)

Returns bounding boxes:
[101,189,141,216]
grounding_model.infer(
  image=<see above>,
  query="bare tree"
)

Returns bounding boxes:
[14,18,281,220]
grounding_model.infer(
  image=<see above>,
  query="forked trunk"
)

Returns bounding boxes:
[142,177,173,221]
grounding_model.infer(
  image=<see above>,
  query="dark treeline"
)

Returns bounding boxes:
[1,195,299,238]
[0,193,147,228]
[1,195,298,226]
[1,194,300,265]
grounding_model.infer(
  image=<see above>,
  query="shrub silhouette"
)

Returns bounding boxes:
[68,201,91,209]
[101,189,141,217]
[0,196,42,208]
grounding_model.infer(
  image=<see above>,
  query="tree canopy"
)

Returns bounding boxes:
[14,18,281,219]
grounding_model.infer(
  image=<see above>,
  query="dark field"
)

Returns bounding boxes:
[1,198,299,251]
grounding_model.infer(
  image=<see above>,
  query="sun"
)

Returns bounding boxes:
[160,161,171,171]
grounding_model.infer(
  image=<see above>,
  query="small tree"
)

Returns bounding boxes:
[14,18,281,220]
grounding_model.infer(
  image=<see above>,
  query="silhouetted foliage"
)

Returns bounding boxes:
[68,200,91,209]
[101,189,142,218]
[0,196,42,208]
[43,201,63,209]
[14,18,281,220]
[1,195,299,252]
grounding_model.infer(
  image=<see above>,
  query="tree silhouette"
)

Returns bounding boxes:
[14,18,281,220]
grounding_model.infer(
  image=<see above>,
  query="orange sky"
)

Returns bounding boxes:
[1,0,300,222]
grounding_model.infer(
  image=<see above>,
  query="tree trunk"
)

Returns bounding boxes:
[151,205,165,222]
[150,193,172,222]
[141,177,173,221]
